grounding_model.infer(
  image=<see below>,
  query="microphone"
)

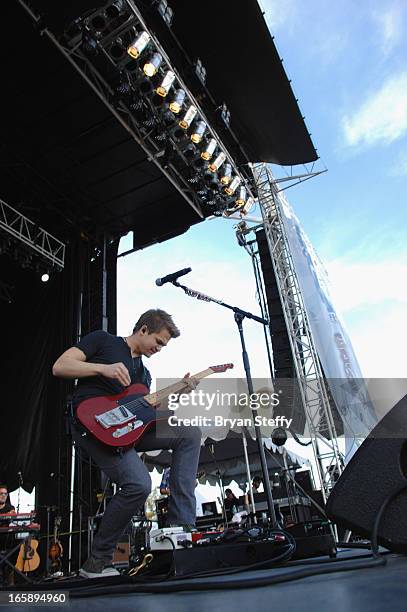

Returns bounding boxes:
[17,471,23,485]
[155,267,191,286]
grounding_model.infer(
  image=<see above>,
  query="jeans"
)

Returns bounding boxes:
[71,422,201,563]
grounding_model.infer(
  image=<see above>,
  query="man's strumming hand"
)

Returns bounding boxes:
[101,362,131,386]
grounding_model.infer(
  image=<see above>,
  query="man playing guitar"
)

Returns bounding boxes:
[53,309,201,579]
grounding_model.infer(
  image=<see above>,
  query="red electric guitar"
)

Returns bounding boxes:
[76,363,233,448]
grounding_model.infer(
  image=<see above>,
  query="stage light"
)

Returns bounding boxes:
[143,52,163,77]
[220,163,232,185]
[106,0,127,18]
[182,144,196,161]
[179,105,197,129]
[220,102,231,127]
[162,110,177,127]
[109,38,126,60]
[194,58,207,86]
[171,125,187,141]
[201,138,217,161]
[191,121,206,144]
[163,6,174,26]
[127,31,150,59]
[224,175,241,195]
[41,273,49,283]
[156,70,176,97]
[157,0,168,17]
[208,151,226,172]
[138,78,154,95]
[235,186,247,206]
[203,171,219,190]
[157,0,174,26]
[242,196,255,215]
[90,12,107,32]
[169,89,185,113]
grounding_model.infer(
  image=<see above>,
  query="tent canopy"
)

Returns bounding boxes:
[143,431,309,487]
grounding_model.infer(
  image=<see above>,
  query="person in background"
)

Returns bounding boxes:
[0,486,15,515]
[252,476,262,493]
[159,467,171,496]
[0,484,16,586]
[224,488,240,522]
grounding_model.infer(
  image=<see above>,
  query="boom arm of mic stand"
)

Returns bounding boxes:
[171,281,269,325]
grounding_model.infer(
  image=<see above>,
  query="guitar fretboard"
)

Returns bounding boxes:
[145,368,214,406]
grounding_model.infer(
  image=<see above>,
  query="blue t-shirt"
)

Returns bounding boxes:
[73,330,151,404]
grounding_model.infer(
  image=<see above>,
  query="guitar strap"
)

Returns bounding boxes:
[64,396,88,439]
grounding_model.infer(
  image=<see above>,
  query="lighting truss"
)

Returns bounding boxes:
[252,163,344,500]
[17,0,255,218]
[0,197,66,270]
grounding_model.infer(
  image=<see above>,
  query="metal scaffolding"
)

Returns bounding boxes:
[0,197,65,270]
[252,163,344,501]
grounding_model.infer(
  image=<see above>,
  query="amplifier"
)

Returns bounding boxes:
[142,539,289,577]
[286,520,336,559]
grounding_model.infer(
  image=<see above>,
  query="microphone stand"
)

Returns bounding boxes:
[207,443,228,527]
[171,280,278,526]
[17,472,23,513]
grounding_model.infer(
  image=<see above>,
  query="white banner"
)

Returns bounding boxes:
[274,187,378,460]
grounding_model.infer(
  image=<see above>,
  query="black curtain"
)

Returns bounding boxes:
[0,235,119,498]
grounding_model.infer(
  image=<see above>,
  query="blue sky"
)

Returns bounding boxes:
[118,1,407,396]
[260,0,407,380]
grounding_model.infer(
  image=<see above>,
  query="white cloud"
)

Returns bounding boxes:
[342,71,407,148]
[325,259,407,312]
[372,3,404,55]
[349,306,407,378]
[325,258,407,377]
[259,0,297,32]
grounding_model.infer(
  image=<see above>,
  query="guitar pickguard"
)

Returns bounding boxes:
[95,404,137,429]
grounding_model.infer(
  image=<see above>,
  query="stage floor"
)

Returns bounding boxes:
[2,548,406,611]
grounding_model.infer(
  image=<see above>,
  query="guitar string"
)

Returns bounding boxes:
[109,378,201,413]
[117,338,213,412]
[116,339,227,413]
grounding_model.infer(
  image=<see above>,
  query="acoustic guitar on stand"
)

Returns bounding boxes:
[15,536,40,574]
[76,363,233,448]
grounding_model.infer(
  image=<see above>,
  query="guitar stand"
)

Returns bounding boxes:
[0,540,34,585]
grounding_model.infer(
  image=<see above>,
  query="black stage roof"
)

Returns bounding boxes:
[139,0,318,166]
[1,0,317,249]
[1,1,202,250]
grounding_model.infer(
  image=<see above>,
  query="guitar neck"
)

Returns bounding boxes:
[145,368,214,406]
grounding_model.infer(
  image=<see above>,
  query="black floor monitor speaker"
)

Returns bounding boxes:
[326,394,407,552]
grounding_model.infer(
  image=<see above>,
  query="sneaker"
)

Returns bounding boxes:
[79,556,120,579]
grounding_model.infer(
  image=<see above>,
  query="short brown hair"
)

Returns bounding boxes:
[133,309,180,338]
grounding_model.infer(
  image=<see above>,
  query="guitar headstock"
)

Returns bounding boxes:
[210,363,234,373]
